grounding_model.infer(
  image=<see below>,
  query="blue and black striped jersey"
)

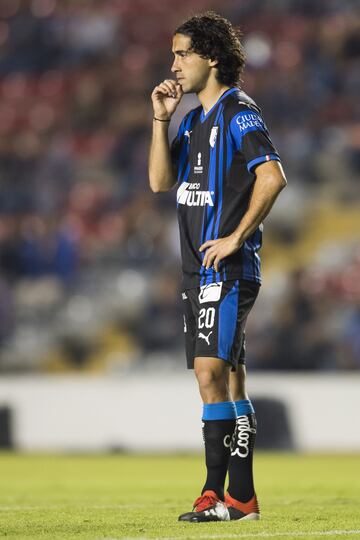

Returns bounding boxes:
[171,87,281,290]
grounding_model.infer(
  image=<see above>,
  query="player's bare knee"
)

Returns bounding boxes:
[195,367,220,390]
[195,367,226,392]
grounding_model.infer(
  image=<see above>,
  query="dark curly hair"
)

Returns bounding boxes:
[175,12,246,87]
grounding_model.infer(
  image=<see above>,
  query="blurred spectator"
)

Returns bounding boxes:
[136,268,183,354]
[0,0,359,371]
[340,303,360,369]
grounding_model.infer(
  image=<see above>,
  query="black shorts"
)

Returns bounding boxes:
[182,279,259,370]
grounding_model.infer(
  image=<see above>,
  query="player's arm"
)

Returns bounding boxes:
[200,160,287,271]
[149,79,183,193]
[232,159,287,244]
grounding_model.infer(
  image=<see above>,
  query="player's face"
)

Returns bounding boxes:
[171,34,213,94]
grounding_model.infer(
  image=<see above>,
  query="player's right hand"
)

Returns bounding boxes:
[151,79,183,121]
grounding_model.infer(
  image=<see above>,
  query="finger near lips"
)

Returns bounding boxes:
[153,79,181,99]
[162,80,177,97]
[158,84,174,97]
[175,83,183,96]
[162,83,175,94]
[173,86,181,97]
[154,86,170,98]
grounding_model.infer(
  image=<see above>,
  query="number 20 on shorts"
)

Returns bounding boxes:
[198,307,215,329]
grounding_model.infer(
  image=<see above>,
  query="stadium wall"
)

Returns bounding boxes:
[0,373,359,452]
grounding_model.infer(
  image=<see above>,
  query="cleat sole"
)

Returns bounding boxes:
[234,512,260,521]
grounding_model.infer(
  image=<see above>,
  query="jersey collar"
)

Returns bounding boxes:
[200,87,237,123]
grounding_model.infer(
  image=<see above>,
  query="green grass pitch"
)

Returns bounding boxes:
[0,453,359,539]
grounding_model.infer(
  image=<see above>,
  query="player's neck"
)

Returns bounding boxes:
[197,81,231,115]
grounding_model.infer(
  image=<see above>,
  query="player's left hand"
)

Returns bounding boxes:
[199,235,242,272]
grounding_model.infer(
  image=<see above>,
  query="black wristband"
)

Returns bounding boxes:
[153,117,171,122]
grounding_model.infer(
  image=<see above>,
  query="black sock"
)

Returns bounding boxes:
[228,400,257,503]
[201,402,236,500]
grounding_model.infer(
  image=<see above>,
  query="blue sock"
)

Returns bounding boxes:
[234,399,254,417]
[203,401,236,421]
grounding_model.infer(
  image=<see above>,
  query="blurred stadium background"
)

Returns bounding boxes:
[0,0,359,452]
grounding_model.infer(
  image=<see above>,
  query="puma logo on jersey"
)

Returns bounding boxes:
[177,182,214,207]
[198,331,212,345]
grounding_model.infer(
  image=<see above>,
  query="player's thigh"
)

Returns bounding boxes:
[194,356,232,402]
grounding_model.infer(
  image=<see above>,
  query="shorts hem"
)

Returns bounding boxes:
[188,354,236,369]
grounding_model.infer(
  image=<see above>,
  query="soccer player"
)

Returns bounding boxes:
[149,12,287,523]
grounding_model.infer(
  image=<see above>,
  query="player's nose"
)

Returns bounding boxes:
[171,59,179,73]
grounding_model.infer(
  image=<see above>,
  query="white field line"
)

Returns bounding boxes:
[0,503,177,511]
[107,531,360,540]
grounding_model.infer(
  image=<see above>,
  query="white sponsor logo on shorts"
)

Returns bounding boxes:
[198,282,222,304]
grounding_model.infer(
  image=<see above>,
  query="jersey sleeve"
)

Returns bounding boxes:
[229,108,280,173]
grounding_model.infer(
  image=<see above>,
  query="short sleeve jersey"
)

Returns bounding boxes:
[171,87,281,290]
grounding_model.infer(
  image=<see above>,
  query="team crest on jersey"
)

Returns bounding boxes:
[209,126,218,148]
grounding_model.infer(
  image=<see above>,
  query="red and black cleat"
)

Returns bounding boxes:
[225,492,261,521]
[178,490,230,522]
